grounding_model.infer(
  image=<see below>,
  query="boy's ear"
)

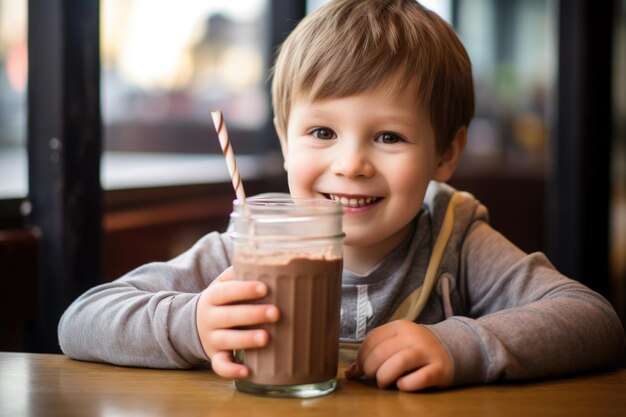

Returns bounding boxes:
[432,126,467,182]
[274,117,289,171]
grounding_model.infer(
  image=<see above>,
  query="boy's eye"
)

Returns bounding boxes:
[310,128,336,140]
[375,132,404,144]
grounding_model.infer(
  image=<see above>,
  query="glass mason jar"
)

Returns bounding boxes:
[230,196,344,398]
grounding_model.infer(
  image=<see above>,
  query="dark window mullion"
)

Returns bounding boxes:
[549,0,613,295]
[27,0,102,352]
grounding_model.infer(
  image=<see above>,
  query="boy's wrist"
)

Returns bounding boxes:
[425,318,488,386]
[169,292,211,365]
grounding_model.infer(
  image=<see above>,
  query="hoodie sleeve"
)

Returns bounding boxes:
[428,221,625,386]
[58,231,232,368]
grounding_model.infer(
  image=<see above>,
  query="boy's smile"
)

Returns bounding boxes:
[277,79,460,273]
[324,193,382,211]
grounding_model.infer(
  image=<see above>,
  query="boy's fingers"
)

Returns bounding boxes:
[395,363,442,392]
[374,347,426,389]
[356,322,398,363]
[358,336,405,379]
[210,351,249,379]
[206,304,279,328]
[345,362,363,379]
[207,280,268,305]
[208,329,270,351]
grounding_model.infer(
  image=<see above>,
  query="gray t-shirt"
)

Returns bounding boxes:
[58,182,625,386]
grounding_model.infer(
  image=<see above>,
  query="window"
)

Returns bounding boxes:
[101,0,278,190]
[456,0,555,176]
[0,0,27,200]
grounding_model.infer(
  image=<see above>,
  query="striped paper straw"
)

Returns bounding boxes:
[211,110,247,206]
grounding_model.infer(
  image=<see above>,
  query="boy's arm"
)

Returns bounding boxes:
[58,232,232,368]
[427,221,625,386]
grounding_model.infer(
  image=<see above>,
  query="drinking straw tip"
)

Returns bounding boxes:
[210,110,247,205]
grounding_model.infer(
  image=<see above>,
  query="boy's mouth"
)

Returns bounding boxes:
[323,193,382,208]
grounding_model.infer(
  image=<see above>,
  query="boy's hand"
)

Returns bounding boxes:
[345,320,453,391]
[196,266,279,379]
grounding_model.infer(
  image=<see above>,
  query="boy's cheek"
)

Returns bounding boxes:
[285,160,321,197]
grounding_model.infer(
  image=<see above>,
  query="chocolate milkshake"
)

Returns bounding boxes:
[230,197,344,398]
[234,254,342,386]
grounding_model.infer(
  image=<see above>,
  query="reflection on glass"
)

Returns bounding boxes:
[101,0,270,154]
[0,0,27,199]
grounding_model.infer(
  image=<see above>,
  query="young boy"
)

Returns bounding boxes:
[59,0,624,391]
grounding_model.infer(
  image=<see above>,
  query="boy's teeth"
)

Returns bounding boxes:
[330,194,377,208]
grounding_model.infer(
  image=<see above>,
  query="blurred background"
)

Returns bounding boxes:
[0,0,624,354]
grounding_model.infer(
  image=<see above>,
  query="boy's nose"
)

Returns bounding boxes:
[330,145,375,179]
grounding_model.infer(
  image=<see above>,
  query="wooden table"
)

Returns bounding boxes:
[1,352,624,417]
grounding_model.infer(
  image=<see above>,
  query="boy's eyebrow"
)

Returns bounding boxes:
[382,116,418,128]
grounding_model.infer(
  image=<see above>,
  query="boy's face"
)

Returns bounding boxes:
[277,80,458,256]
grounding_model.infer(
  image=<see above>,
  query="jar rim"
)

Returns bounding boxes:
[232,197,342,216]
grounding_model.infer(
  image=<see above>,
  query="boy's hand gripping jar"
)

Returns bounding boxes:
[230,197,344,398]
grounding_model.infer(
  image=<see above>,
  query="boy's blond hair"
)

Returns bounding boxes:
[272,0,474,152]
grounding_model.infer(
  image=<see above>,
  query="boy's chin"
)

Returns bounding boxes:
[341,233,374,248]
